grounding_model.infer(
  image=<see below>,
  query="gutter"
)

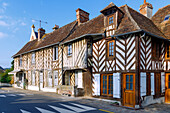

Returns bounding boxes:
[112,29,169,41]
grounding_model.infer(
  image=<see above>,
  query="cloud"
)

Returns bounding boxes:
[0,32,8,38]
[0,2,8,13]
[0,20,9,26]
[21,22,26,26]
[2,2,8,8]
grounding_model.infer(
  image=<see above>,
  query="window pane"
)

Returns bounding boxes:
[126,83,129,90]
[169,75,170,81]
[130,75,133,82]
[169,82,170,88]
[126,75,129,82]
[130,83,133,90]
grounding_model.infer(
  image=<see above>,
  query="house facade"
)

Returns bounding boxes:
[10,1,170,108]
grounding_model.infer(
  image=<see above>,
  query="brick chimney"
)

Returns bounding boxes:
[52,24,59,31]
[38,28,45,41]
[139,0,153,19]
[76,8,89,25]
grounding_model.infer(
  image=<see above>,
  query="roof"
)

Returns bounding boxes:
[151,5,170,39]
[63,14,104,43]
[114,5,166,39]
[14,4,167,57]
[100,2,116,13]
[13,15,104,57]
[14,21,77,57]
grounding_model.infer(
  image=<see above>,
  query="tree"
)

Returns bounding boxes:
[0,60,14,83]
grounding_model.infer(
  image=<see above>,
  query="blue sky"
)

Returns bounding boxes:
[0,0,169,68]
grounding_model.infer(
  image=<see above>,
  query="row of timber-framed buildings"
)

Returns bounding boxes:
[10,1,170,108]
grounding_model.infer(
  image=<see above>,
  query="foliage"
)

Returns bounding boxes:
[0,60,14,83]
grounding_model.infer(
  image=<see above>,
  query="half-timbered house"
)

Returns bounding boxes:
[10,1,170,108]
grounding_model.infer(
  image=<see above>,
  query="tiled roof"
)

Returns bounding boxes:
[151,5,170,39]
[114,5,166,39]
[100,2,116,13]
[13,4,167,57]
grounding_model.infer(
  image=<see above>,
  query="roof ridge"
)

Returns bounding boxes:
[124,5,140,30]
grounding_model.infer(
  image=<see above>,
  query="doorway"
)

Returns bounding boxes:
[165,73,170,103]
[123,73,135,107]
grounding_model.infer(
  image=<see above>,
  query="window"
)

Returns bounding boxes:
[53,70,58,86]
[166,43,170,59]
[107,40,115,57]
[68,44,72,56]
[109,16,113,24]
[164,14,170,21]
[53,46,58,60]
[126,75,133,90]
[31,52,35,64]
[19,56,22,67]
[101,74,113,96]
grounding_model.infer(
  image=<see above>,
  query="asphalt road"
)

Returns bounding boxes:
[0,89,110,113]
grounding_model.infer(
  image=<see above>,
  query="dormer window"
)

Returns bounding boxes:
[164,14,170,21]
[109,16,114,25]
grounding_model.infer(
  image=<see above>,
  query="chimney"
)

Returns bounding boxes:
[52,24,59,31]
[38,28,45,41]
[76,8,89,25]
[139,0,153,19]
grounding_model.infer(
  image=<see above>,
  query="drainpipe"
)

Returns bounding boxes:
[39,70,40,91]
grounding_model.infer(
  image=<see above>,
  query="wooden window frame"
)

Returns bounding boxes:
[165,43,170,59]
[107,40,115,58]
[67,44,72,57]
[53,46,58,61]
[101,74,113,96]
[108,15,114,25]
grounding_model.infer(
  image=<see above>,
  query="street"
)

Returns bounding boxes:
[0,89,107,113]
[0,87,170,113]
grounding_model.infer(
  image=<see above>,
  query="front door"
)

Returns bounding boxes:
[123,73,135,107]
[165,73,170,103]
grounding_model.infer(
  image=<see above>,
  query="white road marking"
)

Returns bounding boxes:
[60,103,86,112]
[18,94,26,96]
[0,95,6,97]
[20,109,31,113]
[26,94,34,95]
[7,94,16,96]
[49,105,75,113]
[70,103,97,111]
[35,107,56,113]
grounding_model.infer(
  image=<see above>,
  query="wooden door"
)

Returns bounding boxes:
[123,73,135,107]
[155,73,161,98]
[165,73,170,103]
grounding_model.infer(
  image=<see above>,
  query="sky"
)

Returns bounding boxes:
[0,0,169,68]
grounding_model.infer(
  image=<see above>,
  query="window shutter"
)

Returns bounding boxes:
[53,71,58,86]
[75,71,78,86]
[93,74,100,96]
[78,70,83,88]
[151,73,155,95]
[161,72,165,93]
[113,73,121,98]
[140,72,146,97]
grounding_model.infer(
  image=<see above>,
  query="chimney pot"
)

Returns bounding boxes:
[139,0,153,19]
[52,24,59,31]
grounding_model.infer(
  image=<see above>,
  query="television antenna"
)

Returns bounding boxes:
[31,19,48,28]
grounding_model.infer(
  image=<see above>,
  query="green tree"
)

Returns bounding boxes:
[0,60,14,83]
